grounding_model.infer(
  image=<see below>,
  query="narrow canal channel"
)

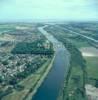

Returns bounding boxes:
[32,26,70,100]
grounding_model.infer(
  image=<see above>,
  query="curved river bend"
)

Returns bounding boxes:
[32,26,70,100]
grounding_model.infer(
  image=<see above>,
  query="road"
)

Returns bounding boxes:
[32,26,70,100]
[57,25,98,43]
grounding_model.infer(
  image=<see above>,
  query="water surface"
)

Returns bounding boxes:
[32,26,70,100]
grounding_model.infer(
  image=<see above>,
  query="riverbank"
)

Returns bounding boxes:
[57,44,87,100]
[25,54,55,100]
[45,25,87,100]
[2,55,55,100]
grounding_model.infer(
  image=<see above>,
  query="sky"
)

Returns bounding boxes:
[0,0,98,22]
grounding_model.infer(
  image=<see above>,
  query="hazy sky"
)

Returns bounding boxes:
[0,0,98,22]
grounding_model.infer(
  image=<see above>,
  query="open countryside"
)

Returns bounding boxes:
[0,0,98,100]
[0,22,98,100]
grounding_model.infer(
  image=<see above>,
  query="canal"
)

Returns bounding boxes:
[32,26,70,100]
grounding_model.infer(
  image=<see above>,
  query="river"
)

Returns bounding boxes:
[32,26,70,100]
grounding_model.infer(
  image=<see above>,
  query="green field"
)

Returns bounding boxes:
[85,57,98,86]
[86,57,98,78]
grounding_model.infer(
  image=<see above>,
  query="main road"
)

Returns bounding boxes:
[32,25,70,100]
[57,25,98,43]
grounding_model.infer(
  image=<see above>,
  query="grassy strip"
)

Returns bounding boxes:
[2,55,55,100]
